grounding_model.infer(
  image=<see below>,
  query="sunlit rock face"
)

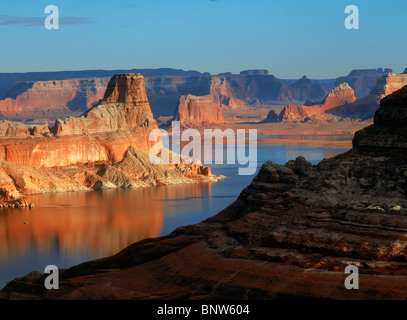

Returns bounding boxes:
[0,74,161,167]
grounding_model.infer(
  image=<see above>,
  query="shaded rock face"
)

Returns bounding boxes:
[370,72,407,98]
[328,72,407,121]
[3,86,407,300]
[290,76,327,102]
[335,68,392,98]
[353,85,407,149]
[173,94,224,127]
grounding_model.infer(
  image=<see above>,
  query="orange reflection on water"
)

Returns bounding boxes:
[0,182,212,262]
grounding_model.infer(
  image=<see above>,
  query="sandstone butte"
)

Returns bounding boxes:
[173,94,225,127]
[2,85,407,300]
[0,73,223,209]
[267,72,407,123]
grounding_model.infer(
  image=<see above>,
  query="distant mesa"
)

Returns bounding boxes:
[266,72,407,123]
[239,69,269,76]
[335,68,393,98]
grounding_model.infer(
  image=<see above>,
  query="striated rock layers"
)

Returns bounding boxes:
[173,94,224,127]
[0,74,160,167]
[3,86,407,300]
[0,78,110,122]
[0,74,222,208]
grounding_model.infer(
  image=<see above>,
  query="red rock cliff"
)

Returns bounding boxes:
[173,94,224,127]
[0,74,161,167]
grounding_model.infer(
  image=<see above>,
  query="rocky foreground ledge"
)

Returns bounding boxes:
[2,86,407,300]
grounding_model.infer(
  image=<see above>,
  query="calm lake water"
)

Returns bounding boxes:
[0,143,349,288]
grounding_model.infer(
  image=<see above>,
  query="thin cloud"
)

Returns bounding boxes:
[0,15,92,27]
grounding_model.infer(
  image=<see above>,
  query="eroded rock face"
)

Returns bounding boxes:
[173,94,224,127]
[335,68,392,98]
[3,85,407,300]
[0,74,160,167]
[353,85,407,149]
[0,78,110,119]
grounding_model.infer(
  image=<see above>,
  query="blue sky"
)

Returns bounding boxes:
[0,0,406,78]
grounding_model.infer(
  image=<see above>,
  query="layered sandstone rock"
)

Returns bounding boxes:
[173,94,224,127]
[3,86,407,300]
[0,74,222,208]
[0,78,110,120]
[0,74,160,167]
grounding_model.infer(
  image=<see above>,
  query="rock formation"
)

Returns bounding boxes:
[329,72,407,121]
[173,94,224,127]
[0,71,332,122]
[335,68,392,98]
[3,86,407,300]
[290,76,327,102]
[0,78,110,122]
[268,73,407,123]
[271,83,356,123]
[0,73,223,208]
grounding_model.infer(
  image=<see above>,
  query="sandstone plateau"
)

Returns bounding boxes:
[0,73,223,208]
[3,85,407,300]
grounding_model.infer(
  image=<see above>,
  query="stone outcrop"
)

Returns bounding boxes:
[335,68,392,98]
[329,72,407,121]
[272,83,356,123]
[0,74,223,207]
[173,94,224,127]
[3,85,407,300]
[0,78,110,122]
[353,85,407,149]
